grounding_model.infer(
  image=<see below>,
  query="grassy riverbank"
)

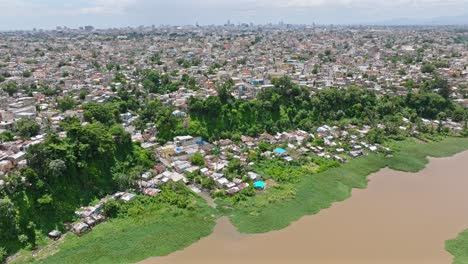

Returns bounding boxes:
[13,137,468,263]
[218,137,468,233]
[12,188,217,264]
[446,229,468,264]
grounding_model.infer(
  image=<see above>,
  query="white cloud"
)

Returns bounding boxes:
[80,0,139,15]
[196,0,467,9]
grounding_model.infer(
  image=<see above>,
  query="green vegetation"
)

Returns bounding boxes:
[0,131,14,142]
[421,63,436,73]
[141,71,178,94]
[4,76,468,263]
[2,81,17,96]
[446,229,468,264]
[218,137,468,233]
[1,118,152,259]
[82,102,123,126]
[190,152,205,166]
[16,118,40,138]
[185,77,464,142]
[13,183,217,264]
[56,96,77,112]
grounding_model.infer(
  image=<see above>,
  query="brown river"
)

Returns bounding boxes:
[141,151,468,264]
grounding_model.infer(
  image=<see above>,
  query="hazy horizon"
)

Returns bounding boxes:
[0,0,467,30]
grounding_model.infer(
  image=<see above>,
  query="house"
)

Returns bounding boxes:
[75,206,99,218]
[120,193,136,202]
[84,216,98,227]
[141,171,152,180]
[174,135,200,147]
[216,177,229,188]
[171,110,186,117]
[47,230,61,240]
[72,222,90,235]
[168,171,186,182]
[238,182,249,190]
[226,186,240,195]
[247,172,260,181]
[142,188,161,196]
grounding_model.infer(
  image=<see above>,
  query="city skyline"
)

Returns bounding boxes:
[0,0,467,30]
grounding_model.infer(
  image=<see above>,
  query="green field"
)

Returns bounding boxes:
[13,192,217,264]
[446,229,468,264]
[218,137,468,233]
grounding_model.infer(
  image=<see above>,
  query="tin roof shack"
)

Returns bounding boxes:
[72,222,90,236]
[142,188,161,196]
[48,230,62,240]
[120,192,136,202]
[7,151,26,165]
[75,206,99,218]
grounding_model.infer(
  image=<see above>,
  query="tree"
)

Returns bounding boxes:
[79,89,89,100]
[366,128,385,144]
[190,152,205,166]
[435,78,450,99]
[16,119,40,138]
[23,71,32,78]
[57,96,77,112]
[0,199,19,249]
[452,108,465,122]
[2,81,17,96]
[0,247,7,263]
[421,63,436,74]
[217,82,233,104]
[0,131,14,142]
[227,158,242,174]
[48,159,67,178]
[82,102,121,126]
[200,177,215,190]
[102,200,120,218]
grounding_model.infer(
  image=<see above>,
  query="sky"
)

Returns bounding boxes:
[0,0,467,30]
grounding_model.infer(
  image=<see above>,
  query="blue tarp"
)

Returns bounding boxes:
[254,181,265,189]
[274,148,287,155]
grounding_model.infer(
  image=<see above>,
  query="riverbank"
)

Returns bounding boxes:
[11,190,218,264]
[218,137,468,233]
[13,137,468,264]
[145,147,468,264]
[446,229,468,264]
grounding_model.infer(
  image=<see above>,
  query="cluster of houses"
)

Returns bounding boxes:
[148,124,391,196]
[0,135,46,182]
[68,192,136,236]
[1,25,467,243]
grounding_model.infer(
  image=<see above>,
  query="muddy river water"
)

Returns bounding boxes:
[141,151,468,264]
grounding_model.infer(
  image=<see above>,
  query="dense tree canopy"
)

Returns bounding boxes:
[184,77,460,141]
[2,81,17,96]
[82,102,122,126]
[1,118,152,255]
[57,95,77,112]
[16,118,40,138]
